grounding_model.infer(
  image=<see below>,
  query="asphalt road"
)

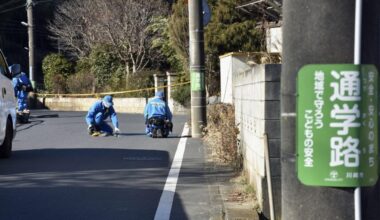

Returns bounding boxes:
[0,110,218,220]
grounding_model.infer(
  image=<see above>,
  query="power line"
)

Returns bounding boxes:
[0,0,24,9]
[0,27,48,34]
[0,3,26,15]
[35,0,63,5]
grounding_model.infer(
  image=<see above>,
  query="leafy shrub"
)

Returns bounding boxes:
[50,74,66,94]
[124,71,156,98]
[88,45,122,92]
[42,53,73,93]
[108,67,125,92]
[172,84,190,107]
[66,72,96,94]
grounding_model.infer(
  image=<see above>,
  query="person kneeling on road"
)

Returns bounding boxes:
[144,91,173,136]
[86,95,120,137]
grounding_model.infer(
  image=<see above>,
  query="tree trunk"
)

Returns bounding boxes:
[125,62,130,89]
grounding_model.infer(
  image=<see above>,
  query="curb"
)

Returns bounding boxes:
[220,183,260,220]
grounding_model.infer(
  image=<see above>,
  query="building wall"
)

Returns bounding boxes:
[230,60,281,218]
[219,53,253,104]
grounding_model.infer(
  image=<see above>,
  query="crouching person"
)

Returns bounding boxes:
[144,91,173,138]
[86,95,120,137]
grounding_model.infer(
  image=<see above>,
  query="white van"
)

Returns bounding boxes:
[0,49,17,158]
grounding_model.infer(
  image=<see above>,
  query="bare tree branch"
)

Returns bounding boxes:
[48,0,168,74]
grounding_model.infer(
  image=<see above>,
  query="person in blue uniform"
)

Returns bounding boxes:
[86,95,120,136]
[11,65,32,113]
[144,91,172,135]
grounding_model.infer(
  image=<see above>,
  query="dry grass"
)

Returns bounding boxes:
[203,103,241,170]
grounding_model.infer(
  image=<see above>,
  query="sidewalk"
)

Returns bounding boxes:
[205,149,261,220]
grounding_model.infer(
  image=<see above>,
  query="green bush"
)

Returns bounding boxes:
[66,72,96,94]
[42,53,73,93]
[124,71,156,98]
[171,73,190,107]
[172,84,190,107]
[88,45,123,92]
[108,67,125,92]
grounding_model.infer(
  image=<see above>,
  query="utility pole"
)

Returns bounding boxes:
[26,0,35,88]
[360,2,380,219]
[188,0,207,138]
[282,0,380,219]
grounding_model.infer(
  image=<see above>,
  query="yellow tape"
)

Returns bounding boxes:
[36,81,190,98]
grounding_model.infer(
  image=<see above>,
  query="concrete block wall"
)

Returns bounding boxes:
[233,64,281,218]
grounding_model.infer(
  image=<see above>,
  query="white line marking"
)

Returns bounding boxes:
[154,123,190,220]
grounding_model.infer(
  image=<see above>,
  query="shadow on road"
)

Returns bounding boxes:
[0,148,171,174]
[16,119,44,132]
[30,113,60,119]
[117,132,148,136]
[0,148,189,220]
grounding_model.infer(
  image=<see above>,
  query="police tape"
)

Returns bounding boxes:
[35,81,190,98]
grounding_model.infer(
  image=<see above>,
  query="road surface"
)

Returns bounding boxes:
[0,110,220,220]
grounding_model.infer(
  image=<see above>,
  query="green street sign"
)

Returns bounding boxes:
[297,64,378,187]
[190,71,205,91]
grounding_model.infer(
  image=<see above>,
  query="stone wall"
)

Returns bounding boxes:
[35,97,188,115]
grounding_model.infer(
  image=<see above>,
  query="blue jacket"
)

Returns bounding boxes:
[86,100,119,128]
[12,72,32,99]
[144,97,172,121]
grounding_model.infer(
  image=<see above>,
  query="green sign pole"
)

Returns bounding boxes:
[297,64,378,187]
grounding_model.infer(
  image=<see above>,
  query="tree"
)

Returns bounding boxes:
[87,44,123,92]
[42,53,73,93]
[166,0,265,96]
[168,0,189,73]
[48,0,169,76]
[204,0,265,95]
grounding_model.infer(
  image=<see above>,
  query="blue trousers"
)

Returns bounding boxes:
[17,97,28,111]
[94,113,113,133]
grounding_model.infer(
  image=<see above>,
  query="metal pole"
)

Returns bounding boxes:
[27,0,35,89]
[188,0,206,138]
[354,0,362,219]
[264,134,275,220]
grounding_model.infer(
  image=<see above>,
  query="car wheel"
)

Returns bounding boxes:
[0,119,13,158]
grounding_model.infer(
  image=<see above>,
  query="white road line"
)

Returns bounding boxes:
[154,123,190,220]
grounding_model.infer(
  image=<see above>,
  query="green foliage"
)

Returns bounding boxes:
[172,83,190,107]
[204,0,265,95]
[171,73,190,107]
[124,70,156,98]
[66,72,95,94]
[168,0,189,73]
[88,45,124,92]
[42,53,73,93]
[150,16,184,73]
